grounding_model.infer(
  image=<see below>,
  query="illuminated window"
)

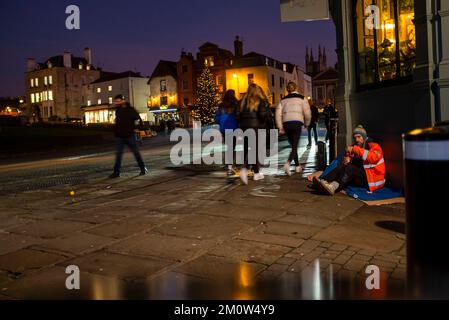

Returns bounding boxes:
[160,80,167,91]
[87,100,91,106]
[97,87,101,93]
[31,79,34,88]
[43,91,48,101]
[48,91,53,101]
[35,78,39,87]
[35,92,40,103]
[108,85,112,92]
[109,97,113,104]
[205,56,214,67]
[31,93,35,103]
[160,96,168,106]
[44,76,48,86]
[79,63,83,70]
[98,99,102,105]
[283,64,287,72]
[139,113,148,122]
[86,65,91,70]
[355,0,415,86]
[49,76,53,85]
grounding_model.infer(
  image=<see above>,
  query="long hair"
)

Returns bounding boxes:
[221,89,238,113]
[241,84,268,112]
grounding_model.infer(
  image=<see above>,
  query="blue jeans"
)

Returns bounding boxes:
[113,137,146,174]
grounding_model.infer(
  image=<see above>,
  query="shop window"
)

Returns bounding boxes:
[354,0,416,87]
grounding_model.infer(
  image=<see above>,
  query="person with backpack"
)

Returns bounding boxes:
[275,82,312,176]
[236,84,269,184]
[215,90,239,176]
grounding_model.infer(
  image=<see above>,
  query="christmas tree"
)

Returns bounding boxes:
[195,67,218,125]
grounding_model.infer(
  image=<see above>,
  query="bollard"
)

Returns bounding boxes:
[403,124,449,299]
[316,141,327,171]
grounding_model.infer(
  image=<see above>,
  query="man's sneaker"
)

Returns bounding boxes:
[240,168,248,185]
[139,167,149,176]
[284,161,292,176]
[295,165,304,174]
[109,172,120,179]
[253,173,265,181]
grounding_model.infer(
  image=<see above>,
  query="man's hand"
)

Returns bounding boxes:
[279,128,285,135]
[346,145,354,154]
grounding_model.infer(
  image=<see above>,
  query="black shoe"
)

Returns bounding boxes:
[109,172,120,179]
[139,167,149,176]
[307,144,312,148]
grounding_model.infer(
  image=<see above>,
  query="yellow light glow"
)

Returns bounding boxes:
[233,73,238,79]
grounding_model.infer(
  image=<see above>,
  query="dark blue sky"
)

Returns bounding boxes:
[0,0,337,97]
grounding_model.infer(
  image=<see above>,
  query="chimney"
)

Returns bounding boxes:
[63,52,72,68]
[84,47,92,65]
[234,36,243,58]
[27,58,36,72]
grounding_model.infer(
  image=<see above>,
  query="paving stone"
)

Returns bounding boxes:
[236,232,304,248]
[313,224,403,252]
[302,250,325,263]
[288,260,309,273]
[276,257,296,266]
[267,264,289,272]
[55,211,125,224]
[85,214,177,239]
[0,233,45,256]
[62,251,172,281]
[343,258,369,272]
[36,232,114,255]
[352,254,371,261]
[333,254,352,265]
[0,266,132,300]
[342,250,356,256]
[0,249,68,274]
[108,233,213,261]
[175,254,265,281]
[370,259,398,269]
[318,242,333,249]
[7,220,92,239]
[330,244,348,251]
[375,253,402,263]
[276,214,333,228]
[153,215,252,240]
[359,249,378,256]
[257,221,320,240]
[298,240,321,250]
[210,239,291,265]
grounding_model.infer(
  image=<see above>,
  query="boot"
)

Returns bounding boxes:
[318,180,340,196]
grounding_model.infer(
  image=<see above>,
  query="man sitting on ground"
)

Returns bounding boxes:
[314,125,386,196]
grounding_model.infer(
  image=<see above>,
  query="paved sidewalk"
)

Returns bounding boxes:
[0,137,406,300]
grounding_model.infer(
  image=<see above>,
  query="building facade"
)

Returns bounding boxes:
[226,52,304,105]
[25,48,101,121]
[330,0,449,187]
[82,71,150,125]
[148,60,179,125]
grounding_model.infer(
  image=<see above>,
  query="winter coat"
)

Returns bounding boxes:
[114,104,142,138]
[275,92,312,130]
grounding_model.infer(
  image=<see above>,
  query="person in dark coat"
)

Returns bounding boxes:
[109,94,148,178]
[215,89,239,176]
[236,84,269,184]
[307,100,320,147]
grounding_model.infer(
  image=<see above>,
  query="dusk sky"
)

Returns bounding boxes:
[0,0,337,97]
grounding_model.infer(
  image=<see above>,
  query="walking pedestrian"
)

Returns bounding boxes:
[236,84,269,185]
[323,100,334,142]
[109,94,148,178]
[215,89,239,176]
[275,81,312,176]
[307,99,319,148]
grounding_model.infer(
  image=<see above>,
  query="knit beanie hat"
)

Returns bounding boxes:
[353,125,368,140]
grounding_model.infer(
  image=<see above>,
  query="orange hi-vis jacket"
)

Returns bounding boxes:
[352,142,386,192]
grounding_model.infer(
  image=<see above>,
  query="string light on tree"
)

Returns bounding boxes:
[195,67,219,125]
